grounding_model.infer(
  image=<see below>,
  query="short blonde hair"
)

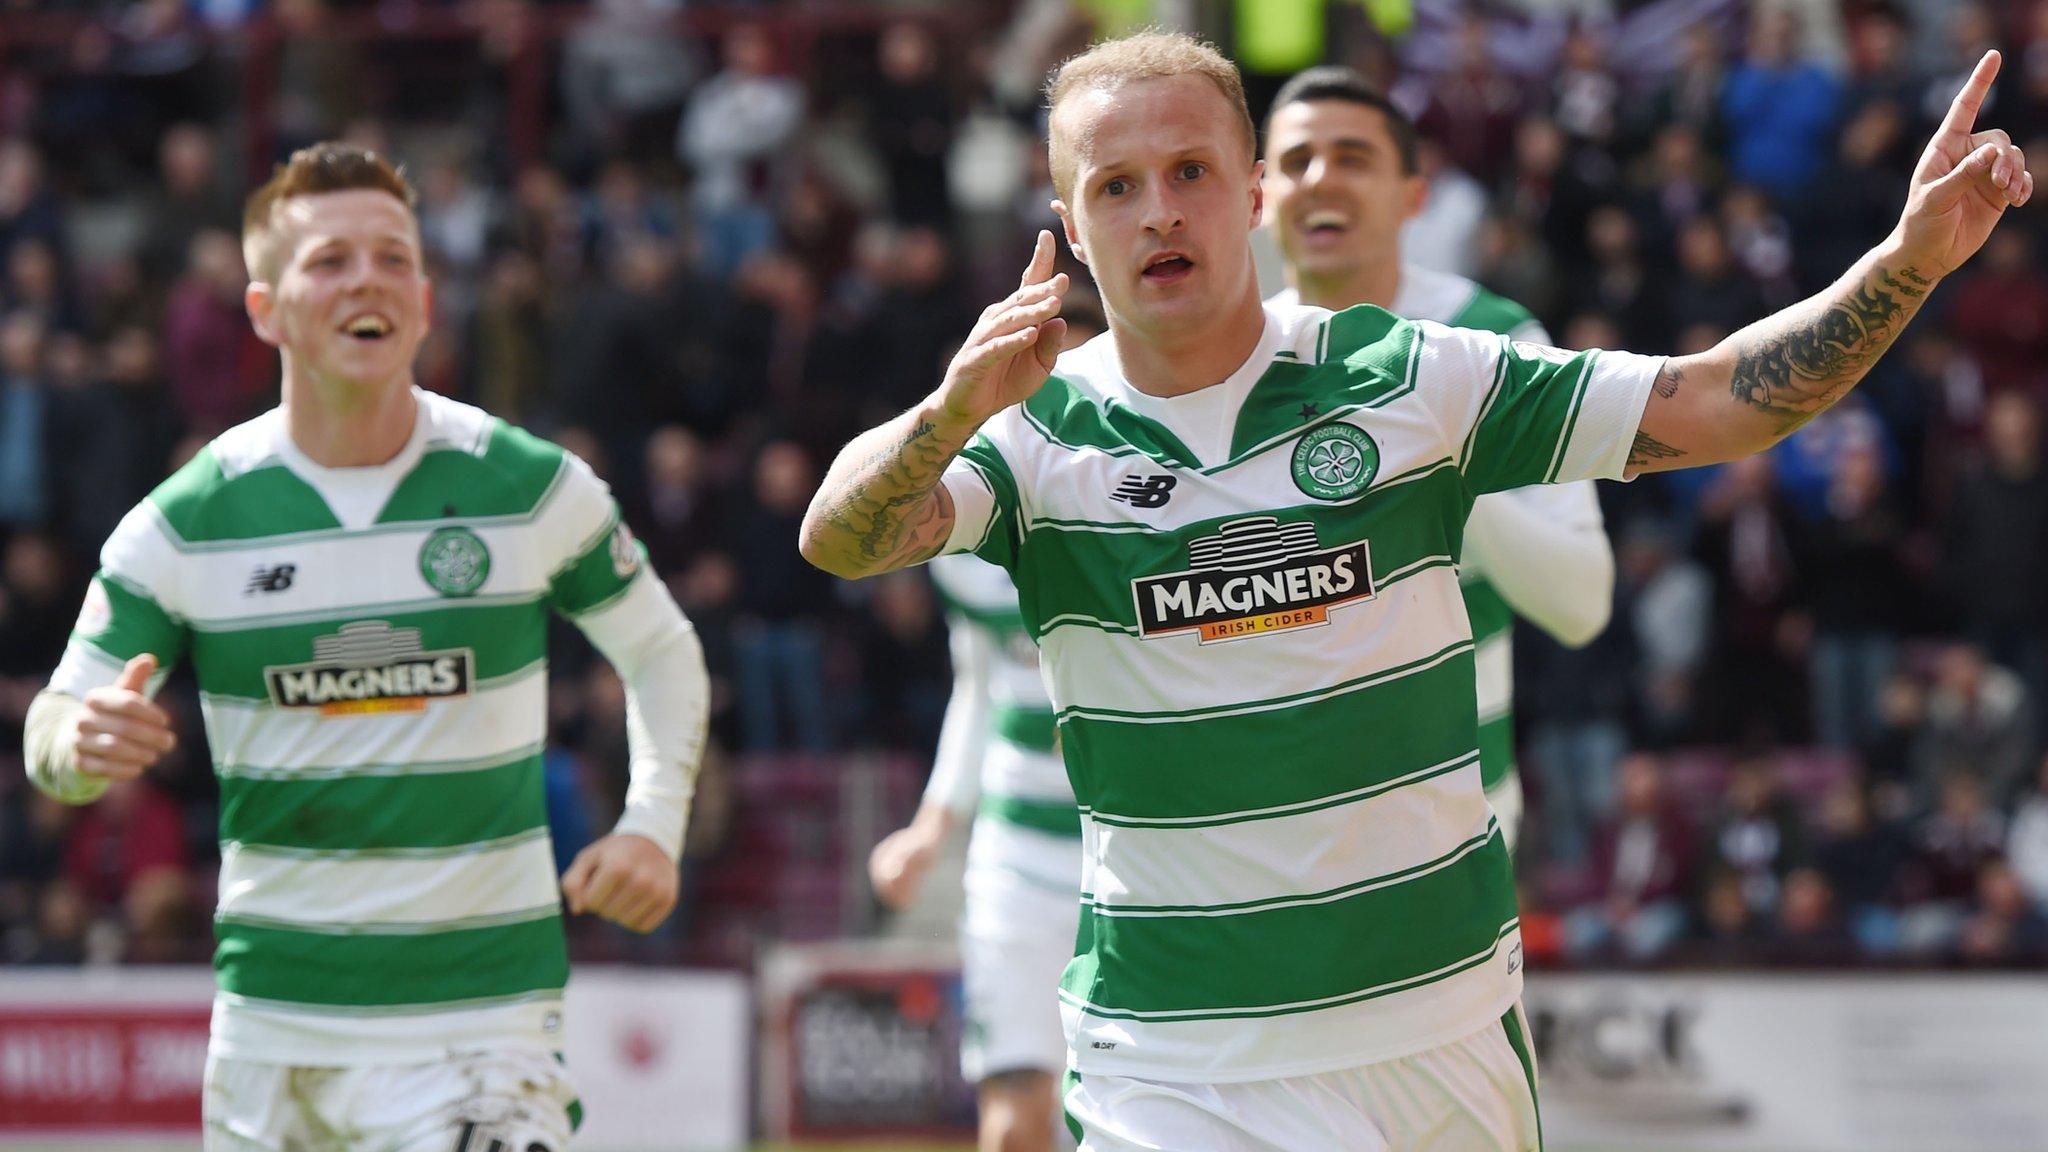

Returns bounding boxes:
[1045,31,1255,202]
[242,143,418,282]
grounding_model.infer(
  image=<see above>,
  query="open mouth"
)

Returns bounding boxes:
[1300,209,1352,240]
[341,314,395,342]
[1141,253,1195,284]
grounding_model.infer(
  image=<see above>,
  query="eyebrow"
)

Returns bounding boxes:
[1275,135,1381,162]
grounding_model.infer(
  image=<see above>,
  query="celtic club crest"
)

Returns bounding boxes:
[1290,423,1380,500]
[418,527,491,597]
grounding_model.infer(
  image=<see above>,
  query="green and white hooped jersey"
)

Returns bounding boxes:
[48,391,646,1064]
[1276,266,1568,794]
[938,301,1658,1081]
[927,554,1071,832]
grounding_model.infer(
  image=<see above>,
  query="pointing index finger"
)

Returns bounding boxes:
[1941,50,2002,138]
[1020,230,1055,288]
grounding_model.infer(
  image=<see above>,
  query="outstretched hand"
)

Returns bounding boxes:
[934,230,1069,428]
[1898,50,2034,276]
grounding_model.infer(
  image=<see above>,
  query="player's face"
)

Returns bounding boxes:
[1053,75,1263,342]
[1262,100,1426,282]
[248,189,430,393]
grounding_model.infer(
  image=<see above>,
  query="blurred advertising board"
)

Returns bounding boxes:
[758,946,2048,1152]
[757,940,976,1143]
[0,966,748,1151]
[1528,973,2048,1152]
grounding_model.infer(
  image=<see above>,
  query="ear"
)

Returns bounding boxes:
[1051,199,1088,267]
[245,281,282,348]
[1401,173,1428,222]
[1249,159,1266,231]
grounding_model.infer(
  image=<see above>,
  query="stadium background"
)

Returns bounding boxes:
[3,0,2048,1147]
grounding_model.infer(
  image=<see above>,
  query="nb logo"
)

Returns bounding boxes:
[245,563,297,595]
[1109,474,1177,508]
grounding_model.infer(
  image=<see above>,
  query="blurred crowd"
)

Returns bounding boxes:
[1,0,2048,971]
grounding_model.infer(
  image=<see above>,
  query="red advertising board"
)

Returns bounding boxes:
[0,970,213,1136]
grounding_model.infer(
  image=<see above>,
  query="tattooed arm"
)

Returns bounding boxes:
[1628,51,2032,476]
[800,232,1069,579]
[799,410,976,578]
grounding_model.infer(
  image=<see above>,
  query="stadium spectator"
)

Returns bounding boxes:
[1770,868,1856,965]
[1941,393,2048,697]
[160,228,271,434]
[1719,6,1841,204]
[60,777,190,934]
[1416,14,1524,186]
[1795,437,1910,748]
[137,123,238,285]
[1813,777,1909,955]
[1916,644,2036,808]
[1955,857,2048,964]
[1400,137,1489,279]
[730,440,832,752]
[1902,769,2008,954]
[870,22,958,227]
[679,23,805,279]
[1565,753,1696,962]
[1702,758,1809,920]
[1942,229,2048,398]
[1693,455,1807,742]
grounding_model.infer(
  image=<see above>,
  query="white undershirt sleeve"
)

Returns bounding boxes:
[1462,480,1615,648]
[923,618,992,818]
[568,571,710,862]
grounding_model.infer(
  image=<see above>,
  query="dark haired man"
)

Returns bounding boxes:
[1263,65,1617,851]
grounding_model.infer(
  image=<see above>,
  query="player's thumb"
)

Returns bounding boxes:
[561,849,596,912]
[1931,141,2001,201]
[115,653,157,694]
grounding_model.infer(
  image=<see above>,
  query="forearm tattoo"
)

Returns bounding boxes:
[812,418,959,572]
[1728,263,1930,436]
[1628,431,1686,468]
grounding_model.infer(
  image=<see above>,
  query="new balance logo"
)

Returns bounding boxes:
[1109,474,1177,508]
[245,563,296,595]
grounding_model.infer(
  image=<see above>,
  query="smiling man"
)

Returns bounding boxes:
[800,30,2028,1151]
[1263,66,1616,851]
[22,144,710,1151]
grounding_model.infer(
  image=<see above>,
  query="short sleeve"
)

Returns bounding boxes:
[49,503,189,697]
[545,452,645,617]
[1414,321,1662,495]
[938,431,1023,572]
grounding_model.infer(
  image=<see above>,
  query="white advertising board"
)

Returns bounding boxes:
[1528,973,2048,1152]
[0,966,749,1152]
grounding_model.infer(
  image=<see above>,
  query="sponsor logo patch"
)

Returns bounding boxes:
[262,621,473,715]
[608,522,641,580]
[1290,422,1379,500]
[1131,517,1375,644]
[419,527,491,597]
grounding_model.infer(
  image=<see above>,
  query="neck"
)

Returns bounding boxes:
[1115,281,1268,398]
[281,362,418,467]
[1294,258,1401,313]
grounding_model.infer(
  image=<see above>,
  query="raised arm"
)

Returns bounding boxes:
[1629,51,2032,475]
[799,232,1069,579]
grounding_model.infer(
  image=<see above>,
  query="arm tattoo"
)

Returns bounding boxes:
[810,418,961,573]
[1628,431,1686,468]
[1728,262,1929,436]
[1653,362,1683,399]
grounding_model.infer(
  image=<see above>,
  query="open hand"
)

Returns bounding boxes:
[1898,50,2033,277]
[562,833,678,933]
[934,230,1069,427]
[73,654,174,782]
